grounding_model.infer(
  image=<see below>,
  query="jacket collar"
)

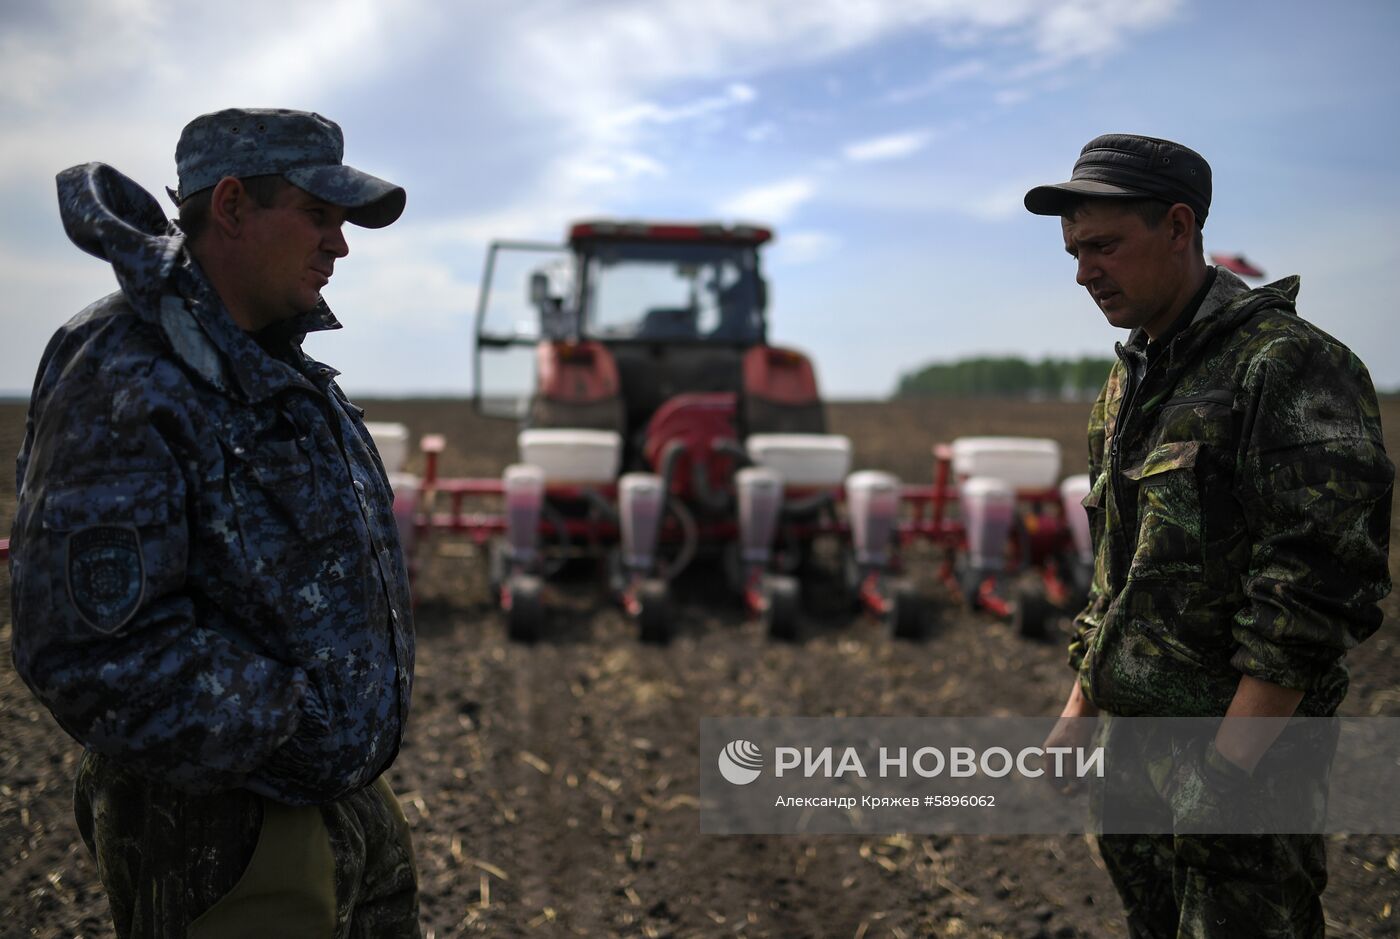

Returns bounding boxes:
[1128,266,1301,351]
[1124,267,1302,413]
[171,257,343,402]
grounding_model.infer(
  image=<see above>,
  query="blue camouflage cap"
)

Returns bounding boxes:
[170,108,405,228]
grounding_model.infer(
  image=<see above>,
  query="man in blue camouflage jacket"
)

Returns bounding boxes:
[10,108,419,936]
[1028,135,1392,938]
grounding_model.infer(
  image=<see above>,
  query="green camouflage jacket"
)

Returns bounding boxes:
[1070,267,1393,717]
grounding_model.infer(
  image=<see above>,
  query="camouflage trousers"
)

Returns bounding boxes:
[1098,831,1326,939]
[74,751,420,938]
[1092,717,1331,939]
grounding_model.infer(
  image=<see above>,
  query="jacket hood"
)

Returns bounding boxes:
[1197,266,1300,327]
[55,162,346,403]
[57,162,185,319]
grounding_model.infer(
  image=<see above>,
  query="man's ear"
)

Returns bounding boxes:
[208,177,247,237]
[1166,203,1198,252]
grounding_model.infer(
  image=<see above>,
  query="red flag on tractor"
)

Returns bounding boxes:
[1210,253,1265,278]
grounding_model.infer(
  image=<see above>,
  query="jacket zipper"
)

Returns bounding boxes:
[1159,391,1234,410]
[1136,618,1210,669]
[1109,342,1143,564]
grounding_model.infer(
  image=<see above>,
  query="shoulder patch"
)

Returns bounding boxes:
[67,526,145,633]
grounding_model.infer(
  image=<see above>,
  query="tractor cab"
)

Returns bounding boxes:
[474,220,827,475]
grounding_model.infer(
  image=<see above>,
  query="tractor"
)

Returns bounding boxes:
[394,219,1092,643]
[405,219,927,642]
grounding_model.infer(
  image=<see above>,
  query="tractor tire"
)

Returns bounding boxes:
[887,581,929,641]
[506,574,545,643]
[1012,581,1052,640]
[637,578,673,645]
[763,575,801,642]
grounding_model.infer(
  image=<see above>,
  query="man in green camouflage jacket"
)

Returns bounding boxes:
[1027,134,1393,938]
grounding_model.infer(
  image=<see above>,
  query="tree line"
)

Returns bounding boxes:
[894,356,1116,400]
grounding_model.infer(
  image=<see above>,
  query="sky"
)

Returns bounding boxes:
[1,0,1398,398]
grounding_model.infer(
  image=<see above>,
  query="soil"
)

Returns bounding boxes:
[3,397,1398,939]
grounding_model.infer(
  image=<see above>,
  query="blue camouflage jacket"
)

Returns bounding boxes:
[9,163,414,805]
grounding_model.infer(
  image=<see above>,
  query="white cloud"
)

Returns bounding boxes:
[0,2,163,111]
[745,122,779,143]
[1031,0,1178,62]
[0,0,425,187]
[882,59,987,104]
[961,183,1037,221]
[0,0,401,113]
[566,152,668,185]
[495,0,1184,215]
[330,246,475,332]
[718,178,815,224]
[770,230,841,266]
[0,0,1191,395]
[728,82,757,103]
[602,82,757,129]
[844,131,932,163]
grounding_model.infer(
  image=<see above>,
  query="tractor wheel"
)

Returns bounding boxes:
[1012,581,1052,640]
[637,579,673,645]
[506,574,545,643]
[763,575,801,642]
[887,581,929,641]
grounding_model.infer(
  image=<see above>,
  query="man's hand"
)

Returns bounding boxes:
[1162,736,1260,835]
[1213,674,1303,772]
[1160,675,1302,834]
[1043,678,1100,794]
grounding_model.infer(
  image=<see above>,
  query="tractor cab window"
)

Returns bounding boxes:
[583,241,764,344]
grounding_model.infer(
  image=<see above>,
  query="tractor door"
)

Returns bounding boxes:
[473,241,575,420]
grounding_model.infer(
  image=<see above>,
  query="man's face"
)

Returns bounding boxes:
[1061,202,1186,339]
[239,183,350,324]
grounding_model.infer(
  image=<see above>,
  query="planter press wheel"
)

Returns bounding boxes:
[1011,580,1052,640]
[838,549,865,614]
[488,539,509,601]
[763,575,801,642]
[637,578,673,645]
[506,574,545,643]
[887,580,929,641]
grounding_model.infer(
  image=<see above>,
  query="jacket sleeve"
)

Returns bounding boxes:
[1229,332,1394,690]
[1067,488,1108,674]
[10,350,315,792]
[1068,369,1114,673]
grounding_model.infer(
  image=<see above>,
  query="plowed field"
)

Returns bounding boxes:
[3,398,1398,938]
